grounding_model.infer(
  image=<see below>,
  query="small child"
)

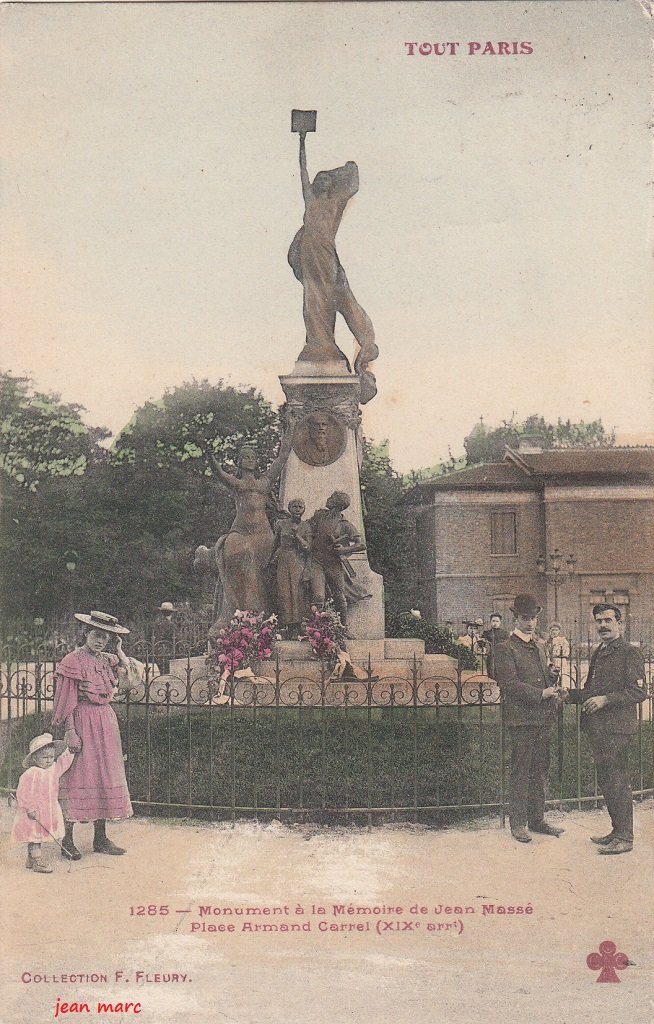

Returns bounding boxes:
[11,733,74,873]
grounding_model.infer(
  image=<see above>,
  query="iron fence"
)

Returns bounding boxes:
[1,632,652,826]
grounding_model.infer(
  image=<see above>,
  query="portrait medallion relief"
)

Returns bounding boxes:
[292,411,348,467]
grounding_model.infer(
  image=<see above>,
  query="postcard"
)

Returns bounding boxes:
[1,3,652,1023]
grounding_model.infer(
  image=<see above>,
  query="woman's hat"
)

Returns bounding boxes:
[74,610,130,635]
[510,594,543,617]
[23,733,67,769]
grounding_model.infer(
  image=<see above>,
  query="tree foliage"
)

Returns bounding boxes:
[0,371,109,490]
[0,378,281,625]
[360,439,418,619]
[464,414,615,466]
[112,379,279,471]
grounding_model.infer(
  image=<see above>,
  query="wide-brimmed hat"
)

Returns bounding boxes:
[510,594,542,617]
[158,602,175,613]
[74,610,130,635]
[23,733,67,769]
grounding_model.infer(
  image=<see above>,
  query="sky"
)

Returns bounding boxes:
[1,1,652,472]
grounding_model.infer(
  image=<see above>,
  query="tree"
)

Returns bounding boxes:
[360,439,418,619]
[0,372,110,625]
[0,371,109,490]
[464,414,615,466]
[0,376,282,625]
[92,380,282,620]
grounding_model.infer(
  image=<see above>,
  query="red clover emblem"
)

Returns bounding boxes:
[586,941,629,982]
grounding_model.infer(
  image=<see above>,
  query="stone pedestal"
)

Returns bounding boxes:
[279,360,384,640]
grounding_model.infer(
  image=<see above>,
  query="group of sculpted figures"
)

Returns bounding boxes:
[192,116,376,640]
[194,440,370,639]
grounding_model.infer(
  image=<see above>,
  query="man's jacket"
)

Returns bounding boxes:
[493,633,558,727]
[567,636,646,737]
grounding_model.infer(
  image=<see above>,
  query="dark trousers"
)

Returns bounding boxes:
[508,725,552,828]
[593,737,633,842]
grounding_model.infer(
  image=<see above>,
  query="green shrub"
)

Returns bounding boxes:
[386,613,478,669]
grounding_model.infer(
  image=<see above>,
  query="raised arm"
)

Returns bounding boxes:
[299,133,312,206]
[263,431,294,485]
[207,452,237,489]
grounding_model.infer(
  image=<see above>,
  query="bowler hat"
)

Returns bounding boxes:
[510,594,542,616]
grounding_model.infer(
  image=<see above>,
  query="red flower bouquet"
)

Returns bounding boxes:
[207,610,278,679]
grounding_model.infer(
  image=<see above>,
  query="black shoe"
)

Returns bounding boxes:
[27,854,54,873]
[510,827,532,843]
[529,822,565,837]
[598,839,633,855]
[590,832,615,846]
[61,839,82,861]
[93,838,126,856]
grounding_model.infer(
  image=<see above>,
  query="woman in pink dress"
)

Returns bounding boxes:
[52,610,133,860]
[11,732,75,873]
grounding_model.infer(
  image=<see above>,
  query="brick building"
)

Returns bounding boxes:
[406,445,654,637]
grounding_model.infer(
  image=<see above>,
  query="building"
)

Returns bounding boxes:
[406,444,654,637]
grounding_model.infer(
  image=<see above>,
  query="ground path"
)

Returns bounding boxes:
[1,802,652,1023]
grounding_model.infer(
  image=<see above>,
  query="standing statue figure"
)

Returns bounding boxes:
[307,490,371,627]
[206,438,292,636]
[269,498,313,635]
[288,122,379,404]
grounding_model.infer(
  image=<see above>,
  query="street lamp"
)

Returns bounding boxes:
[64,549,79,615]
[536,549,577,620]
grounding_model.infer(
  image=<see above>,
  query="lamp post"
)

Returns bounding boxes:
[536,549,577,621]
[64,549,79,616]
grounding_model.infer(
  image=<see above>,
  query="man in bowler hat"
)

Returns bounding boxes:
[494,594,565,843]
[564,603,646,854]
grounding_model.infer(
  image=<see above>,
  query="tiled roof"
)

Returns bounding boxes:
[506,447,654,478]
[406,447,654,503]
[405,462,538,502]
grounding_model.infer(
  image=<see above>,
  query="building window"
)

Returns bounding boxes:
[490,511,517,555]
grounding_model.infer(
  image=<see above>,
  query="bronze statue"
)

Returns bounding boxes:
[269,498,313,633]
[205,439,292,634]
[306,490,370,627]
[288,113,378,404]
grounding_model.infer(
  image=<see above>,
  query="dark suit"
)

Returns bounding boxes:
[567,637,646,841]
[482,627,509,678]
[494,633,559,829]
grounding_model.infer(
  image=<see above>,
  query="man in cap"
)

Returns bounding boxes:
[153,602,176,674]
[564,603,646,854]
[493,594,565,843]
[456,619,489,669]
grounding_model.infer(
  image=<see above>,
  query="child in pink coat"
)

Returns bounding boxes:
[11,733,74,873]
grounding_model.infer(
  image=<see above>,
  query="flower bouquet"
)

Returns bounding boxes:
[206,610,278,700]
[300,605,348,669]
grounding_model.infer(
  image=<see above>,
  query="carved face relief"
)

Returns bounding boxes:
[292,411,347,467]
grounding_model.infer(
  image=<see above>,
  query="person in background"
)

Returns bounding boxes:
[546,622,570,663]
[564,604,646,855]
[456,620,489,667]
[482,613,509,677]
[153,601,176,674]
